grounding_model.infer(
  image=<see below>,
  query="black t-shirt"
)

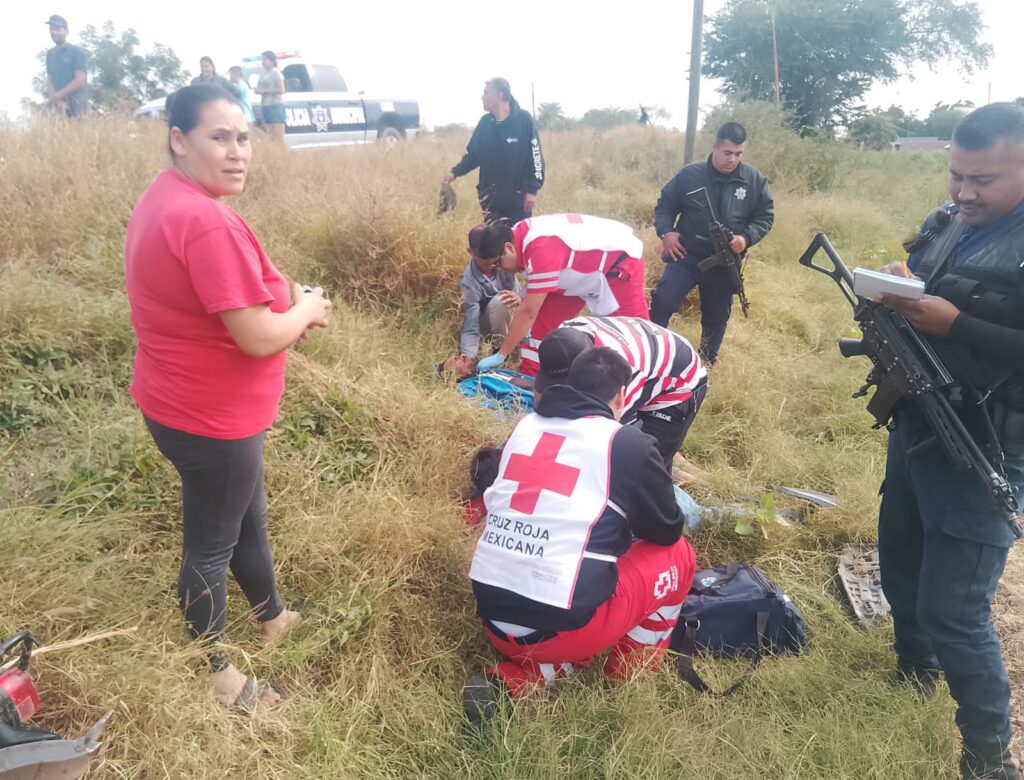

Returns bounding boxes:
[46,44,89,117]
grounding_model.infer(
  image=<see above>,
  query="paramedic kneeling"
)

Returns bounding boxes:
[463,347,696,725]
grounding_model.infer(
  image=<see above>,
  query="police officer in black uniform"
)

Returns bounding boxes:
[876,103,1024,780]
[649,122,774,364]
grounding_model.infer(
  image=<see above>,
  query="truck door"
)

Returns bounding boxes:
[280,64,367,148]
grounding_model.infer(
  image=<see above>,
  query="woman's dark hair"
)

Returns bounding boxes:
[165,83,240,157]
[261,50,277,66]
[567,347,632,405]
[199,55,215,68]
[475,223,514,261]
[469,446,503,499]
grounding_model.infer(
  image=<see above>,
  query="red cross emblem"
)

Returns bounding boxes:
[503,433,581,515]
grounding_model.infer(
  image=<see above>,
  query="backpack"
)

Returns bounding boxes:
[457,369,535,414]
[670,562,808,695]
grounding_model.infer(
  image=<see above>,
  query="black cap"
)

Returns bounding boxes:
[534,328,594,392]
[46,14,68,27]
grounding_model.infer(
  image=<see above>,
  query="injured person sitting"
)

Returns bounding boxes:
[440,224,523,379]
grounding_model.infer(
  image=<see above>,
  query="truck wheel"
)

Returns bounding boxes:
[378,126,404,144]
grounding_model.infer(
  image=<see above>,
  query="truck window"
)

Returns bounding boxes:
[282,64,313,93]
[312,65,348,93]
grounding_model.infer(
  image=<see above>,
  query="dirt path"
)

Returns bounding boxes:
[993,546,1024,760]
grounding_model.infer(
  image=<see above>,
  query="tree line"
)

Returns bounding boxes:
[31,3,1021,147]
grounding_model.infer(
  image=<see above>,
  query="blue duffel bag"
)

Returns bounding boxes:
[670,562,808,695]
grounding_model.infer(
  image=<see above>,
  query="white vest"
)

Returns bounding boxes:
[521,214,644,258]
[469,413,622,610]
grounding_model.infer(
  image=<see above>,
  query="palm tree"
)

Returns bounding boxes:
[536,102,565,130]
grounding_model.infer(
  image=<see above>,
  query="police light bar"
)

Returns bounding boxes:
[242,51,301,63]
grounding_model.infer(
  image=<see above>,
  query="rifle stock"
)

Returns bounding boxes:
[799,232,1024,540]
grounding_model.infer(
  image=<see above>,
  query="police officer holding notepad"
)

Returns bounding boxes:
[874,103,1024,780]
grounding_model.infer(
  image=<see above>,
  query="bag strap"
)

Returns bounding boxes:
[606,252,630,278]
[674,611,768,696]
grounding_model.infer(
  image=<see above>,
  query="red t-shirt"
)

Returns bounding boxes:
[125,168,289,439]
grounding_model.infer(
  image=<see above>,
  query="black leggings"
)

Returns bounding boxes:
[145,417,284,646]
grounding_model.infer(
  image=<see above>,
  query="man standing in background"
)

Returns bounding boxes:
[443,78,544,225]
[649,122,774,364]
[44,14,88,118]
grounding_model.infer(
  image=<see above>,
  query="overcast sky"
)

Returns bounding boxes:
[5,1,1022,128]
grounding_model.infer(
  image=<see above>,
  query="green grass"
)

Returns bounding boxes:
[0,108,962,778]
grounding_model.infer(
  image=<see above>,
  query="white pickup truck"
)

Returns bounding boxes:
[135,53,420,149]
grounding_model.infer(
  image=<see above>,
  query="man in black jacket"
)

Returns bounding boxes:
[872,103,1024,780]
[443,78,545,225]
[649,122,774,364]
[463,347,695,724]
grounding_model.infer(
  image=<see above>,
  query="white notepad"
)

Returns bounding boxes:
[853,267,925,300]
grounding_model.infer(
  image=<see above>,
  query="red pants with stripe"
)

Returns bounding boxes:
[519,259,649,376]
[483,537,696,697]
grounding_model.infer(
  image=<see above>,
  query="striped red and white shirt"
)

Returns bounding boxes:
[559,316,706,419]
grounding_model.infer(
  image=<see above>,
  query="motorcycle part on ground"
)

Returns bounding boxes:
[0,711,111,780]
[838,544,891,628]
[0,633,39,728]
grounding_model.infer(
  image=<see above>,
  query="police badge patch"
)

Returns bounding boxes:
[734,187,747,201]
[311,105,330,133]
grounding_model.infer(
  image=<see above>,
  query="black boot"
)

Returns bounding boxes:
[461,672,501,730]
[892,658,940,698]
[960,741,1022,780]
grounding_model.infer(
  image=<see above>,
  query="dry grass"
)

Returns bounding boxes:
[0,110,968,778]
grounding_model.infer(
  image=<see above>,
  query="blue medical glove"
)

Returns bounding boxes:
[476,352,507,373]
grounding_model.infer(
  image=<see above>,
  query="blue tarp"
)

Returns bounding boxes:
[457,369,535,414]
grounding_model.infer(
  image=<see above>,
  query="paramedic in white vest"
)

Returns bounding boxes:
[464,347,696,724]
[536,318,707,471]
[473,215,650,377]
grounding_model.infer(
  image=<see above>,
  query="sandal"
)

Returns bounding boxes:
[232,676,287,714]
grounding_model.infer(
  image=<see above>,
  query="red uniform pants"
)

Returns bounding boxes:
[519,258,649,376]
[483,537,695,697]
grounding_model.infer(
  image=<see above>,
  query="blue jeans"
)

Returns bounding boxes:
[648,258,733,364]
[878,415,1022,747]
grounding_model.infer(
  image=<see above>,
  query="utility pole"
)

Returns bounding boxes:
[771,8,781,106]
[531,81,536,117]
[684,0,704,164]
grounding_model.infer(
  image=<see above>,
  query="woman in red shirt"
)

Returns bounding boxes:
[125,83,330,713]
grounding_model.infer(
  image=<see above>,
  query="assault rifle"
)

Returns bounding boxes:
[798,232,1024,540]
[689,187,750,317]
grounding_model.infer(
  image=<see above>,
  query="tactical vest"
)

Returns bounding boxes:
[914,206,1024,451]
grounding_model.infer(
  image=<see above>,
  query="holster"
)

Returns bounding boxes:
[990,402,1024,458]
